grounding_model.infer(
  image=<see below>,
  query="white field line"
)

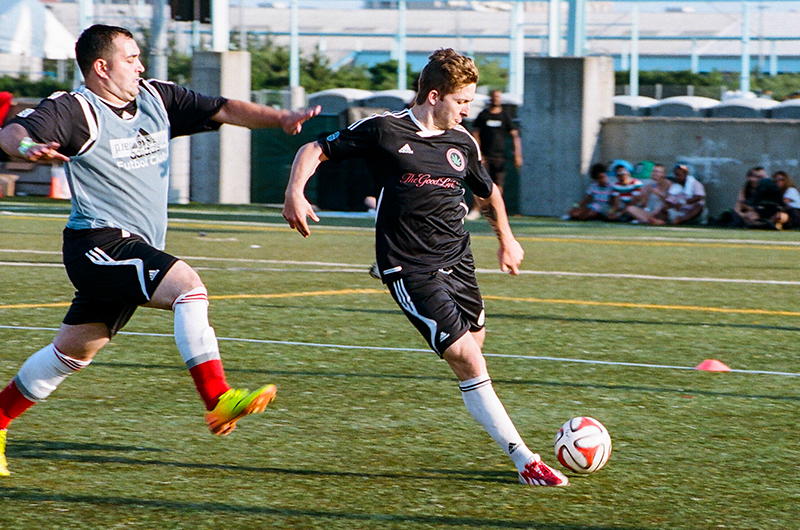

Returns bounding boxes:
[6,209,800,244]
[2,252,800,286]
[0,324,798,378]
[533,233,800,246]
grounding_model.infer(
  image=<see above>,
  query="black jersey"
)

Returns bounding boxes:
[319,109,494,278]
[8,79,226,157]
[472,107,516,158]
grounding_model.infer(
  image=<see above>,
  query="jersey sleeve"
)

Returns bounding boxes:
[472,110,486,132]
[6,92,90,157]
[147,80,226,138]
[317,117,380,161]
[463,135,493,199]
[504,111,517,133]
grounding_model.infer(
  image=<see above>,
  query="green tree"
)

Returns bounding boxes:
[330,63,371,91]
[473,55,508,91]
[0,76,71,98]
[300,52,336,93]
[368,60,417,90]
[752,73,800,100]
[250,38,291,91]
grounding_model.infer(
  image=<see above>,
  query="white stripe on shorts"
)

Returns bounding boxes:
[391,278,440,354]
[85,247,149,301]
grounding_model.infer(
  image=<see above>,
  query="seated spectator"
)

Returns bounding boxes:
[732,167,768,227]
[626,163,670,223]
[606,160,643,221]
[770,170,800,229]
[568,163,613,220]
[650,164,706,225]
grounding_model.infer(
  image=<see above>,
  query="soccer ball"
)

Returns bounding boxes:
[554,417,612,474]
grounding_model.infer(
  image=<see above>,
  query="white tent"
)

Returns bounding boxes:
[0,0,75,60]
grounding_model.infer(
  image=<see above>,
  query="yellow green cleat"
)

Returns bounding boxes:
[205,385,277,436]
[0,430,9,476]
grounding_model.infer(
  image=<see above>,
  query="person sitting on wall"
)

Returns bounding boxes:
[649,164,706,225]
[606,160,643,221]
[567,162,613,221]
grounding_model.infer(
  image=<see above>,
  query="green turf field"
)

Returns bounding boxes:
[1,198,799,529]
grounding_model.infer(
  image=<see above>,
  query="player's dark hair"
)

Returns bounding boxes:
[589,162,607,181]
[75,24,135,77]
[415,48,479,106]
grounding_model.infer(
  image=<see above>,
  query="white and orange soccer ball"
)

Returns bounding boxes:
[554,417,612,474]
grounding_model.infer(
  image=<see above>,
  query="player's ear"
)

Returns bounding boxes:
[427,89,440,106]
[93,58,109,79]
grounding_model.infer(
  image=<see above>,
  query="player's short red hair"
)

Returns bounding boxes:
[415,48,479,106]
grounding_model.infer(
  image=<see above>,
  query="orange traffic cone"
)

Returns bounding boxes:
[695,359,731,372]
[50,169,71,199]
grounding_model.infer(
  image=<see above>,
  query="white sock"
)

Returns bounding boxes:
[459,375,536,471]
[172,286,222,368]
[15,343,92,401]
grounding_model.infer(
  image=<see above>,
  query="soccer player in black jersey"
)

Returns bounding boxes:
[283,49,568,487]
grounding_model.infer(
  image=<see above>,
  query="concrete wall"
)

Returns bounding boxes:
[600,117,800,217]
[519,56,615,216]
[190,51,251,204]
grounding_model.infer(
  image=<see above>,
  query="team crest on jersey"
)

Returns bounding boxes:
[326,131,340,142]
[446,148,465,171]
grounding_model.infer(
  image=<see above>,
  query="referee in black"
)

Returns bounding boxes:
[282,49,567,487]
[466,89,522,220]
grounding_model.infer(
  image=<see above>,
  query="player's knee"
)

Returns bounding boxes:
[443,333,487,378]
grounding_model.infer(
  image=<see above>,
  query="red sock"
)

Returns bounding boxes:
[0,380,36,430]
[188,360,230,411]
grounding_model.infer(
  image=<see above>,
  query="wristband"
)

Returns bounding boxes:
[18,137,36,158]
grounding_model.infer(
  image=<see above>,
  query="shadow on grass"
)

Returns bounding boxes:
[246,302,800,333]
[0,483,645,530]
[7,441,519,485]
[492,312,800,334]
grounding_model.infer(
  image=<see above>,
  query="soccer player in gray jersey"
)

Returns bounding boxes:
[283,49,568,487]
[0,24,320,476]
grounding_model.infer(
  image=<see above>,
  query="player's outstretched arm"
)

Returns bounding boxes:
[476,184,524,275]
[211,100,321,135]
[0,123,69,162]
[283,141,328,237]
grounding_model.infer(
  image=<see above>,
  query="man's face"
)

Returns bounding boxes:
[615,166,631,183]
[651,165,666,182]
[673,166,688,184]
[490,90,502,107]
[432,83,475,131]
[103,35,145,103]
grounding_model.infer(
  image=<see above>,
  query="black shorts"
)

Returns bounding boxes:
[484,156,507,188]
[387,257,485,356]
[62,227,179,336]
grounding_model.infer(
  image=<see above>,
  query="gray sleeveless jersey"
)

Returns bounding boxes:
[65,81,171,249]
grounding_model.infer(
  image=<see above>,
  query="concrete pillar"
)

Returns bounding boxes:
[397,0,407,90]
[518,56,614,216]
[190,51,252,204]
